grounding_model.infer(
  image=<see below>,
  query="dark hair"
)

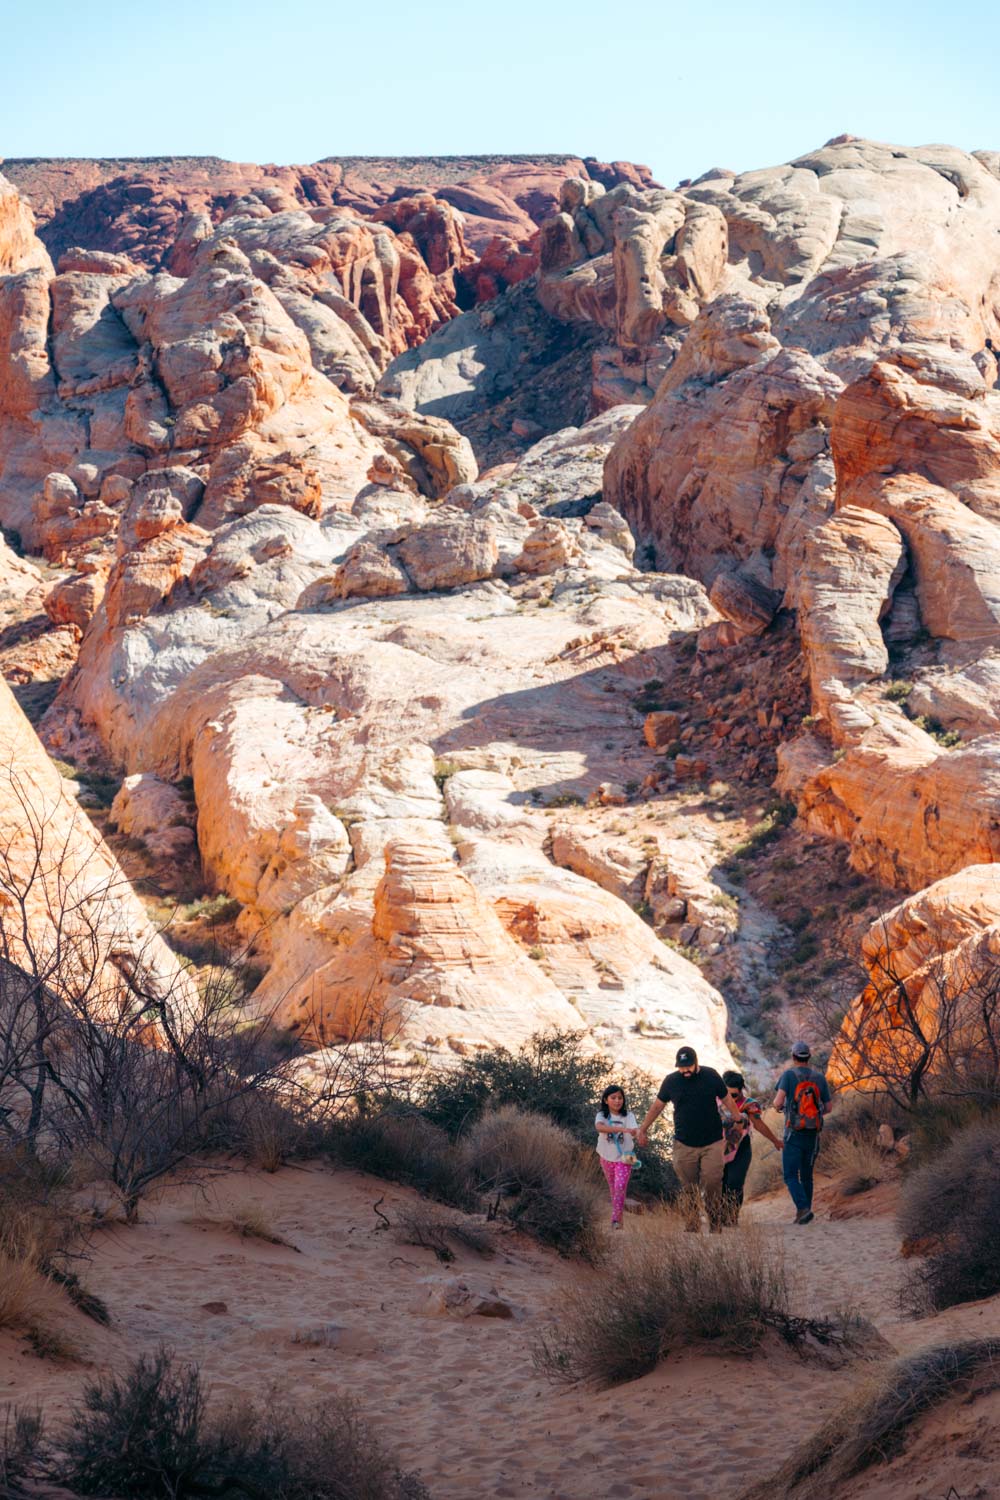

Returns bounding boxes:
[600,1084,628,1118]
[722,1070,745,1091]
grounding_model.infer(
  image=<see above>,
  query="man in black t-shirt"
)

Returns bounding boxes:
[637,1046,735,1231]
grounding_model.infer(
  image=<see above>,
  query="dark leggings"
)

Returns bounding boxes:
[722,1135,752,1223]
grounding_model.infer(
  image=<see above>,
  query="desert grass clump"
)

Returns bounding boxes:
[460,1105,602,1257]
[899,1119,1000,1312]
[822,1127,893,1197]
[744,1340,1000,1499]
[189,1203,296,1250]
[534,1216,870,1387]
[534,1217,788,1384]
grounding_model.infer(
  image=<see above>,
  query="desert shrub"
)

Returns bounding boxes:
[534,1216,869,1386]
[419,1031,607,1138]
[905,1091,1000,1163]
[324,1110,473,1209]
[822,1127,893,1197]
[460,1105,602,1257]
[418,1030,677,1202]
[744,1340,1000,1499]
[0,1148,76,1268]
[58,1347,431,1499]
[212,1394,432,1500]
[60,1348,214,1496]
[0,1406,45,1492]
[899,1119,1000,1311]
[237,1092,306,1172]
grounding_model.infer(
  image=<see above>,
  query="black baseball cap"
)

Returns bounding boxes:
[675,1046,697,1067]
[791,1040,811,1060]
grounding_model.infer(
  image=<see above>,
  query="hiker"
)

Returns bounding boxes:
[637,1046,732,1232]
[719,1069,783,1225]
[595,1084,639,1229]
[772,1041,833,1225]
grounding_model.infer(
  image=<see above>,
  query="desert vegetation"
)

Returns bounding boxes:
[745,1340,1000,1499]
[0,1346,430,1499]
[532,1213,870,1387]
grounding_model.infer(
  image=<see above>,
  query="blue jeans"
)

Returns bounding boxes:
[782,1131,820,1213]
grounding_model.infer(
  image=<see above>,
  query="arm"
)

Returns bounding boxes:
[596,1120,635,1135]
[750,1115,783,1151]
[636,1097,666,1147]
[772,1088,786,1111]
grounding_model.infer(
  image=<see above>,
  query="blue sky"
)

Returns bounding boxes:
[2,0,996,185]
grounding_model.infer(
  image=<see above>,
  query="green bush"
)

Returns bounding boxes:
[418,1031,678,1202]
[323,1111,473,1209]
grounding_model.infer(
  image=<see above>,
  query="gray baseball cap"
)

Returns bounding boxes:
[791,1040,811,1060]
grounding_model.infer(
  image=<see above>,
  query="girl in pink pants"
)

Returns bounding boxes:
[595,1085,639,1228]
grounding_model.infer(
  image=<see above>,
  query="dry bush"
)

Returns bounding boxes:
[57,1346,431,1499]
[214,1395,432,1500]
[899,1119,1000,1312]
[59,1347,217,1496]
[0,1252,80,1362]
[392,1205,493,1264]
[0,1406,45,1492]
[744,1340,1000,1499]
[533,1215,870,1388]
[325,1110,473,1208]
[822,1128,893,1197]
[459,1105,603,1257]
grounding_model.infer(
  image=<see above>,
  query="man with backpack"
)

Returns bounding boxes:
[772,1041,833,1225]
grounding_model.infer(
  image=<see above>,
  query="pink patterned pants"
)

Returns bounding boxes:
[600,1159,633,1223]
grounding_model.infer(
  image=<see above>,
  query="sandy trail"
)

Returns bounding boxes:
[1,1162,997,1500]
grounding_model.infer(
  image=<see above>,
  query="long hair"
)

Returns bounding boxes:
[600,1083,628,1118]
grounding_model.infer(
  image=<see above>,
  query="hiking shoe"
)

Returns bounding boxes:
[611,1220,622,1230]
[797,1210,815,1225]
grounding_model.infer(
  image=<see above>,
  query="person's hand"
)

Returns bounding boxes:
[637,1128,649,1147]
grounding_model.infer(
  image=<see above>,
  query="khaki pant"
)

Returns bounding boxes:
[673,1139,725,1229]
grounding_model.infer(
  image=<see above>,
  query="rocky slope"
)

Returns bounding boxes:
[4,135,1000,1081]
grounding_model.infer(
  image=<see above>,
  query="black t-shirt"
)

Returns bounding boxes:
[657,1067,728,1147]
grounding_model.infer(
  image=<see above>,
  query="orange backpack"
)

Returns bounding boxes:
[788,1069,824,1132]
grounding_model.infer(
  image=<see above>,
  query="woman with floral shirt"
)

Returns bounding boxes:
[719,1069,783,1224]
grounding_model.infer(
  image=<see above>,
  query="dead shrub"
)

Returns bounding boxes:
[459,1105,602,1257]
[899,1119,1000,1312]
[533,1216,869,1387]
[744,1340,1000,1498]
[392,1206,493,1263]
